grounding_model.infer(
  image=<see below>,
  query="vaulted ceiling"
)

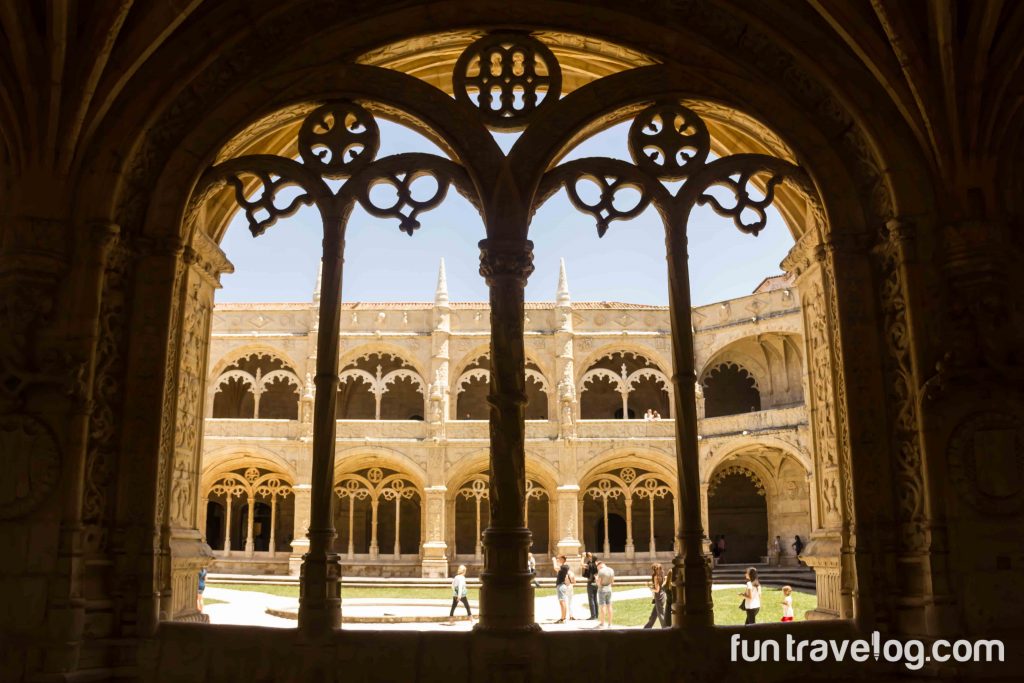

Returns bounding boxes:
[1,1,1021,219]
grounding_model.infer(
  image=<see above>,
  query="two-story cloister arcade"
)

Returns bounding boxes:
[6,1,1019,680]
[136,18,914,646]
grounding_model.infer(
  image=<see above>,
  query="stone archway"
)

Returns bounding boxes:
[708,467,768,565]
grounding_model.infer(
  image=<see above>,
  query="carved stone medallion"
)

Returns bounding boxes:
[948,412,1024,515]
[0,414,60,519]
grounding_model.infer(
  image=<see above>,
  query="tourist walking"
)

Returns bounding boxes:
[595,560,615,628]
[717,535,727,564]
[739,566,761,625]
[449,565,472,622]
[197,567,207,613]
[528,552,540,587]
[554,554,571,623]
[642,562,668,628]
[792,535,805,557]
[582,551,599,619]
[780,585,794,622]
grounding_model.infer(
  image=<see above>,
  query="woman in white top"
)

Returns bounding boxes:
[739,566,761,625]
[780,585,794,622]
[449,565,472,622]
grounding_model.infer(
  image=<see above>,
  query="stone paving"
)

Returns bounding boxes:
[203,583,748,631]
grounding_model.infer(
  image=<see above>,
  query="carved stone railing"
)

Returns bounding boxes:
[204,418,304,439]
[334,420,428,440]
[698,406,807,437]
[575,419,677,439]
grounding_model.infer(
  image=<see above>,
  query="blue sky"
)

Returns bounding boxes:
[217,120,794,307]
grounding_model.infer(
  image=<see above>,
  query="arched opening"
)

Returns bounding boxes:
[708,469,768,565]
[205,501,225,550]
[337,352,426,420]
[455,356,490,420]
[579,351,670,419]
[162,22,857,634]
[212,352,301,419]
[455,356,549,420]
[594,513,626,552]
[702,361,760,417]
[333,466,422,567]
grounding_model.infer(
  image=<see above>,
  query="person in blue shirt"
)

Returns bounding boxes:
[197,567,208,612]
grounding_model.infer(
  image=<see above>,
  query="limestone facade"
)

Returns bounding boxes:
[201,265,812,577]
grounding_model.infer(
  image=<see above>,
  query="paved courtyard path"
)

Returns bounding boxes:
[203,583,747,631]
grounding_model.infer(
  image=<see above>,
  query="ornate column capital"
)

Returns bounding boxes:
[478,239,535,286]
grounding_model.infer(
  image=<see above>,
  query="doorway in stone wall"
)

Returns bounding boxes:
[708,470,768,564]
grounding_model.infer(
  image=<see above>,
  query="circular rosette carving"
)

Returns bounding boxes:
[298,102,380,177]
[629,103,711,180]
[0,414,60,519]
[453,32,562,131]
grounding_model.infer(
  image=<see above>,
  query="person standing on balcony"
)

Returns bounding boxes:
[582,551,599,620]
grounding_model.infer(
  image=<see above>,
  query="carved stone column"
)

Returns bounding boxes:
[785,231,845,620]
[160,231,232,622]
[421,485,449,577]
[297,226,345,633]
[477,239,537,632]
[429,259,450,439]
[664,226,713,628]
[554,259,576,439]
[554,485,582,561]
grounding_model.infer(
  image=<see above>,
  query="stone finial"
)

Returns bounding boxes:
[312,261,323,304]
[556,257,571,306]
[435,258,449,306]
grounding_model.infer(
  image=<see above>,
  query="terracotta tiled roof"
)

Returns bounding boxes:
[752,273,794,293]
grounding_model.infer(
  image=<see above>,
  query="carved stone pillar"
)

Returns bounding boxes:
[161,231,231,622]
[477,239,537,632]
[554,259,576,439]
[429,259,451,439]
[554,485,582,561]
[624,498,635,558]
[421,486,449,577]
[785,231,845,620]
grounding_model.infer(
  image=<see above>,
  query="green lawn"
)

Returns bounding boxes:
[211,582,636,601]
[611,587,816,627]
[203,597,227,606]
